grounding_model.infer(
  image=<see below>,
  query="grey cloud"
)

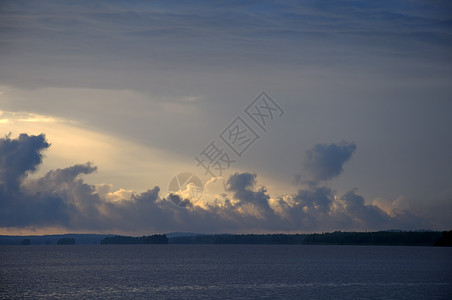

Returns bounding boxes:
[226,172,256,192]
[1,161,100,228]
[0,133,50,190]
[299,142,356,184]
[226,172,271,213]
[340,189,390,230]
[276,186,428,232]
[1,1,450,92]
[295,187,332,214]
[0,134,248,232]
[0,134,434,233]
[166,193,193,208]
[272,187,336,231]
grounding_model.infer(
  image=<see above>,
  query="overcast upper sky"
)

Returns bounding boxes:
[1,0,451,235]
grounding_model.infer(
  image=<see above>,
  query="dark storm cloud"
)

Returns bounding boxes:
[166,193,193,208]
[226,173,271,213]
[295,187,333,214]
[341,189,389,228]
[0,133,243,231]
[297,142,356,184]
[0,134,433,232]
[273,185,430,232]
[0,160,100,228]
[0,133,50,190]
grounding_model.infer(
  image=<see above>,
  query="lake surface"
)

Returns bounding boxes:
[1,245,451,299]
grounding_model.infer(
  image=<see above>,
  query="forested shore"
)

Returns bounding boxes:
[1,231,450,246]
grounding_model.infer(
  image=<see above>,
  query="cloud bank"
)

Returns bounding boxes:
[0,134,434,233]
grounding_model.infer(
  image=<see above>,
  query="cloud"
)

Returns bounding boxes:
[298,142,356,184]
[269,185,429,232]
[0,133,50,191]
[0,134,435,233]
[2,0,450,93]
[226,173,270,209]
[225,172,273,220]
[340,189,390,229]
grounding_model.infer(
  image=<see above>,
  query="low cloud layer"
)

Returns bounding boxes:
[0,134,436,233]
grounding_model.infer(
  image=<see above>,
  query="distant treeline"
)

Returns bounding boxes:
[169,231,450,246]
[170,234,305,244]
[0,234,112,245]
[100,234,168,244]
[1,231,451,246]
[435,230,452,246]
[302,231,443,246]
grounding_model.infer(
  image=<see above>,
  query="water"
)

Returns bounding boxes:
[1,245,451,299]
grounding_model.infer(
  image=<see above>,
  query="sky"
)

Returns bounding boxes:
[0,0,451,235]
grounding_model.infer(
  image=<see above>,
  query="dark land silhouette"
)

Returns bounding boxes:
[0,231,450,246]
[0,234,112,245]
[100,234,168,244]
[169,231,444,246]
[170,233,305,244]
[434,230,452,246]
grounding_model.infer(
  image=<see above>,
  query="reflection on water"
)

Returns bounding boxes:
[1,245,451,299]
